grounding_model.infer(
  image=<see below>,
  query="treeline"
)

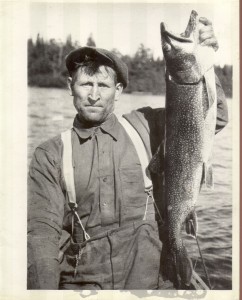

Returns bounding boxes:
[28,35,232,97]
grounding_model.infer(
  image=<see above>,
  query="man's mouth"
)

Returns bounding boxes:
[85,105,103,108]
[84,105,103,112]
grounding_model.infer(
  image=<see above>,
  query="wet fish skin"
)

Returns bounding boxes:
[158,11,217,288]
[163,76,205,288]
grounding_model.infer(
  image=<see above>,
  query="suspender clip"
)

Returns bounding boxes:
[69,202,78,211]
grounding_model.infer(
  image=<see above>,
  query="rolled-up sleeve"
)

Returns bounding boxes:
[27,147,65,289]
[215,75,229,134]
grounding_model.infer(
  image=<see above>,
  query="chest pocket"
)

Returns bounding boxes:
[119,165,147,223]
[118,117,156,223]
[120,165,146,208]
[119,164,157,224]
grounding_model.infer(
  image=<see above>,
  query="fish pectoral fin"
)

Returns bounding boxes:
[185,210,198,238]
[148,143,165,175]
[201,162,214,189]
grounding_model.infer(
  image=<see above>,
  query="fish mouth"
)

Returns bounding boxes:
[161,22,193,44]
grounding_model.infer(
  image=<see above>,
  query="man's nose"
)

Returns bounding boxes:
[88,85,100,104]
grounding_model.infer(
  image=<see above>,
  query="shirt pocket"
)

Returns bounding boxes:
[119,166,146,208]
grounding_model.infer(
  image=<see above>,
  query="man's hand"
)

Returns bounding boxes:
[198,17,219,51]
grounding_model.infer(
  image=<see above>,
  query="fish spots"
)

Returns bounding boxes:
[162,22,216,287]
[160,12,218,289]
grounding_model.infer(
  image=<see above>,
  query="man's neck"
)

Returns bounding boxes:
[77,113,114,129]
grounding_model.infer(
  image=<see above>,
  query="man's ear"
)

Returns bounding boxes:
[67,77,73,96]
[115,83,123,101]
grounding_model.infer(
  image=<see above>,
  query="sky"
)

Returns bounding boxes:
[29,2,234,66]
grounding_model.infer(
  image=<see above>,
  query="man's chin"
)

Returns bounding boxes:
[78,112,106,126]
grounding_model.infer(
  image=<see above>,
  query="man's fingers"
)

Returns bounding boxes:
[200,31,214,42]
[200,37,217,46]
[198,18,219,51]
[200,38,219,51]
[199,16,212,26]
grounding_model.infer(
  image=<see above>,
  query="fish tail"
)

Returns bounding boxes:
[160,242,193,288]
[174,245,193,289]
[160,243,176,282]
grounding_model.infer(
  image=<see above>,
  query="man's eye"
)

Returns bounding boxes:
[81,82,92,87]
[99,84,109,88]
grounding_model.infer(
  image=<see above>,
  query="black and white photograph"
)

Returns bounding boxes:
[0,1,239,299]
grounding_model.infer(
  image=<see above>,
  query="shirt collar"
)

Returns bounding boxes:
[73,113,119,140]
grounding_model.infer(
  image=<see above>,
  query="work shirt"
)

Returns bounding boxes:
[69,113,157,240]
[28,78,228,289]
[28,112,157,289]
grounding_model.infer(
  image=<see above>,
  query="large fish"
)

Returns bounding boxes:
[150,10,217,288]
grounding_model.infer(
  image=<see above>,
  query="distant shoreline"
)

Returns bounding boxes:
[28,86,233,100]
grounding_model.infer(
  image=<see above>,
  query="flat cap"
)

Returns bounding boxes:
[65,46,129,88]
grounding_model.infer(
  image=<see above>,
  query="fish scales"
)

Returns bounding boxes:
[149,10,217,289]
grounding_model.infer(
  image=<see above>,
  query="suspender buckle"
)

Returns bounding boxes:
[145,185,153,195]
[69,202,78,211]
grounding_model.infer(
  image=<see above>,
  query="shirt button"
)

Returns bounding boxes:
[103,177,107,182]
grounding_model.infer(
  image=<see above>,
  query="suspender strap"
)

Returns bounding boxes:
[123,110,152,161]
[119,116,161,221]
[61,129,90,241]
[61,129,77,207]
[119,117,153,192]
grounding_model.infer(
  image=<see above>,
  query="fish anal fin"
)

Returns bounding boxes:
[201,162,214,189]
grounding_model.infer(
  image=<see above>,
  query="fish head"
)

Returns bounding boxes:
[161,22,198,81]
[161,11,215,84]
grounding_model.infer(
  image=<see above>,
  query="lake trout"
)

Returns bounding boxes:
[149,10,217,288]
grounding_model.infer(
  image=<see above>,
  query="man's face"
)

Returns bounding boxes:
[68,66,123,126]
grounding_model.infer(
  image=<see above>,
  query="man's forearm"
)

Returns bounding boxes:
[28,226,61,289]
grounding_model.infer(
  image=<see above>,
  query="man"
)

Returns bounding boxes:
[28,17,228,290]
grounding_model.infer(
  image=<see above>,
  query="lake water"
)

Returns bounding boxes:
[28,87,232,290]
